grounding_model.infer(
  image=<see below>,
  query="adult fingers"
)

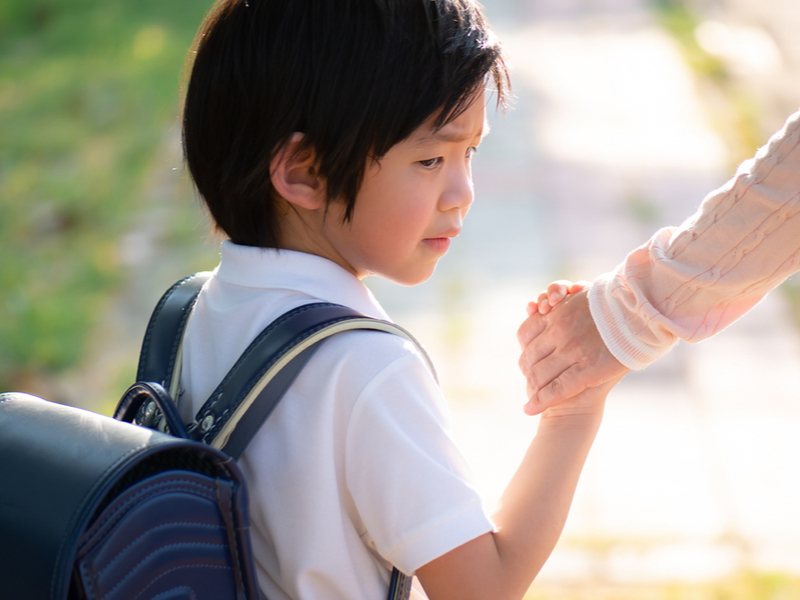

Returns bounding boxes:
[532,364,591,411]
[519,338,564,391]
[521,352,587,415]
[517,311,548,349]
[525,350,631,415]
[517,319,559,383]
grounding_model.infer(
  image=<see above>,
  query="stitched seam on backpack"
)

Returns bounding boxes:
[54,441,154,599]
[217,480,245,592]
[87,480,215,532]
[85,480,217,546]
[196,302,347,426]
[138,276,189,381]
[131,565,231,600]
[201,307,366,441]
[151,586,196,600]
[80,559,98,600]
[212,302,338,391]
[102,543,228,600]
[96,522,221,578]
[165,294,200,388]
[204,321,415,446]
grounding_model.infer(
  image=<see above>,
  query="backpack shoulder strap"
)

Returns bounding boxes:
[186,302,436,459]
[136,272,213,393]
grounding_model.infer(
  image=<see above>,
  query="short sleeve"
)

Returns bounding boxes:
[344,348,495,575]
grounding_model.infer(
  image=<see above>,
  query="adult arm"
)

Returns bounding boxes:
[518,107,800,412]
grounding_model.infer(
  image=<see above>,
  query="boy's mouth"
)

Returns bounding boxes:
[422,228,460,253]
[422,237,451,253]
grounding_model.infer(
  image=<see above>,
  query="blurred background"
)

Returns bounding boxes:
[3,0,800,598]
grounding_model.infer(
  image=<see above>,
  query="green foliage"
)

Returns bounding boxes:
[0,1,210,390]
[780,276,800,332]
[650,0,762,164]
[651,0,728,82]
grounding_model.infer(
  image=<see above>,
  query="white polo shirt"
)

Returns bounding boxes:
[179,242,494,600]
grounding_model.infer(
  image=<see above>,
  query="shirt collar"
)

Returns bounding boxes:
[214,241,391,321]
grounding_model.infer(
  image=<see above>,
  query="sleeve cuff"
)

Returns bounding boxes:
[588,274,676,371]
[384,501,495,576]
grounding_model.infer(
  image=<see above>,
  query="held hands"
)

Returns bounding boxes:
[517,281,630,416]
[524,281,586,317]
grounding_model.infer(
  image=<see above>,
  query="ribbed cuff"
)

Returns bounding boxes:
[587,274,675,370]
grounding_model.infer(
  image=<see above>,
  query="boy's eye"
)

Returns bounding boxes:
[419,157,442,168]
[466,146,478,159]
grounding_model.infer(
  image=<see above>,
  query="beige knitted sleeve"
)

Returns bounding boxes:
[588,108,800,370]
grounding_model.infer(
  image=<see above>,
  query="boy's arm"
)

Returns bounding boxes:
[415,378,619,600]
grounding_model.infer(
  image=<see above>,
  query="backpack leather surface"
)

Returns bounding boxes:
[0,392,259,600]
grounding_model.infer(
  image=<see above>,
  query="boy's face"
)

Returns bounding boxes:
[320,94,486,286]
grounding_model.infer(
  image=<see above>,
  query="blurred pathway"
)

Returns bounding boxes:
[369,0,800,590]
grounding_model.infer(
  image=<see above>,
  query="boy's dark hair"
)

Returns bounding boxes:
[183,0,509,248]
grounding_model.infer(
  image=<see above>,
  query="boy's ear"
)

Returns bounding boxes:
[270,133,326,210]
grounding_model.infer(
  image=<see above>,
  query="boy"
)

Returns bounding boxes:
[178,1,622,599]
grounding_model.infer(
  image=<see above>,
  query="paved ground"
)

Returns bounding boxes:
[368,0,800,589]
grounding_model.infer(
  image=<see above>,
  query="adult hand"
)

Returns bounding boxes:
[517,288,630,415]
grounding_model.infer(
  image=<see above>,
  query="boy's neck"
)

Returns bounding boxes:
[275,197,361,280]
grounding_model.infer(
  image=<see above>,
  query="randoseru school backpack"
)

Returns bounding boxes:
[0,272,433,600]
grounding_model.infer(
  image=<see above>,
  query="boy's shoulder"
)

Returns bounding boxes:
[296,324,442,417]
[315,327,435,388]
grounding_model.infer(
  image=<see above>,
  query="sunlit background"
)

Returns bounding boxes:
[3,1,800,598]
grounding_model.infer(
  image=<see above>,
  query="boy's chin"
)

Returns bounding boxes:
[372,264,438,287]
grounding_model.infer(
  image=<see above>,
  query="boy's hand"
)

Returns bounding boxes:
[525,280,586,316]
[517,285,629,416]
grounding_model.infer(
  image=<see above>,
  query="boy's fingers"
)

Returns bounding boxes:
[546,282,568,306]
[533,290,549,314]
[547,280,572,292]
[568,281,590,294]
[526,281,578,318]
[538,298,551,315]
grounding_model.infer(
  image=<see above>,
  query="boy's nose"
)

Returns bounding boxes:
[440,165,474,213]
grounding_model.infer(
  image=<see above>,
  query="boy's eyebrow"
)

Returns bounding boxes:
[411,120,490,149]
